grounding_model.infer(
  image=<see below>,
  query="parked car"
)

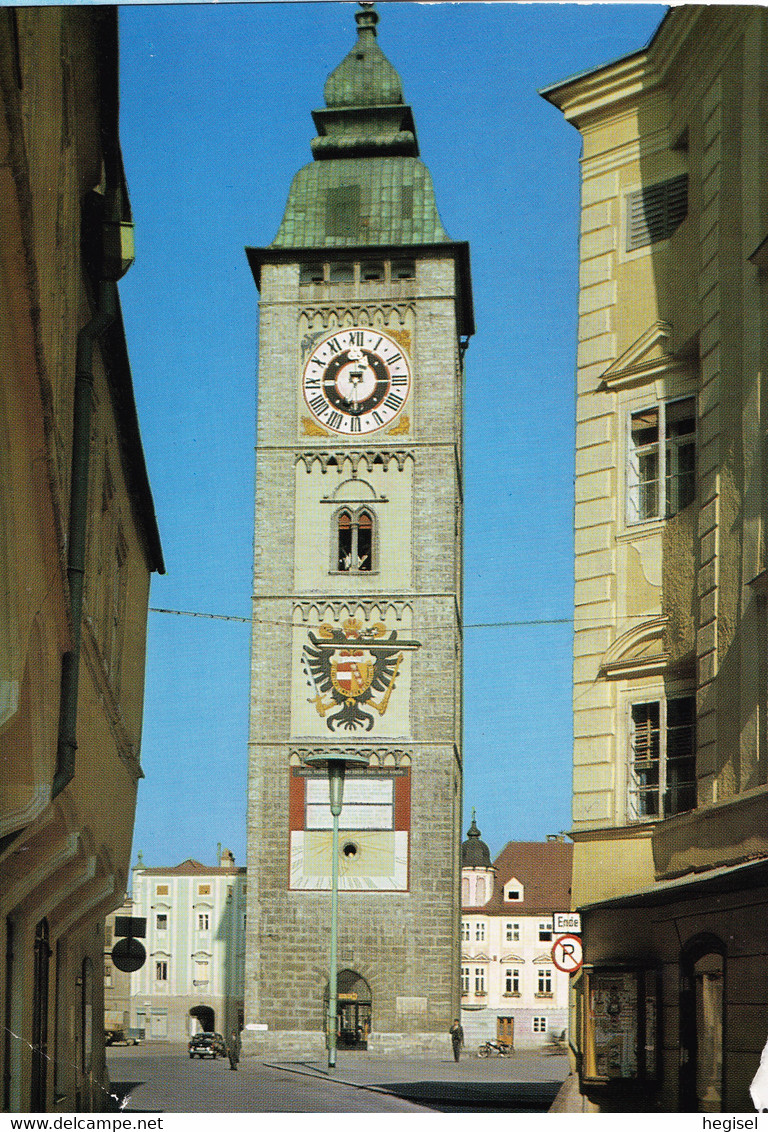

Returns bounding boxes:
[105,1029,141,1047]
[188,1032,226,1059]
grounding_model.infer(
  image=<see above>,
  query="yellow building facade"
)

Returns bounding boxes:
[0,8,163,1111]
[544,6,768,1112]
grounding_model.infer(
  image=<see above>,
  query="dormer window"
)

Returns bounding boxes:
[504,878,524,902]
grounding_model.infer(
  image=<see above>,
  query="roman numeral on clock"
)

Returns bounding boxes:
[347,330,364,346]
[391,376,408,386]
[308,394,330,417]
[383,392,404,411]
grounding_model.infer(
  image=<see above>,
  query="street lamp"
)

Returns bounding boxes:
[304,749,369,1070]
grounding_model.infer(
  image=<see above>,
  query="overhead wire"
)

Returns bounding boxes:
[148,606,651,630]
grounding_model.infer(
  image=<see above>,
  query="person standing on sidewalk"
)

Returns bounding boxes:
[450,1019,464,1063]
[228,1029,241,1071]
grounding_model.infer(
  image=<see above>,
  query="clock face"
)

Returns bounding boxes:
[302,327,411,435]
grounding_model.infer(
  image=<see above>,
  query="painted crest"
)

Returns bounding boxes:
[302,618,420,732]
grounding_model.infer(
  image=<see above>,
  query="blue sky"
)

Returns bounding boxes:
[118,2,666,870]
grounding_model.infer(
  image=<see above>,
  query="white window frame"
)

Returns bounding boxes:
[533,1016,548,1034]
[461,966,470,995]
[537,967,553,995]
[197,912,210,932]
[155,960,168,982]
[538,920,553,942]
[474,967,486,995]
[627,692,696,820]
[505,921,520,943]
[504,967,520,994]
[474,921,486,942]
[156,913,167,931]
[626,396,696,525]
[461,920,470,942]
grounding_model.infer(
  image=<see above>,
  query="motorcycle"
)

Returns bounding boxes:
[477,1039,513,1058]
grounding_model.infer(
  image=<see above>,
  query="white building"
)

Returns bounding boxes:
[460,818,573,1050]
[125,850,246,1042]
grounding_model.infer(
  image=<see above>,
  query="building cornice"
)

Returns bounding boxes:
[540,50,660,131]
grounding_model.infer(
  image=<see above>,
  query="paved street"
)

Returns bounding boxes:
[107,1044,429,1112]
[107,1042,569,1113]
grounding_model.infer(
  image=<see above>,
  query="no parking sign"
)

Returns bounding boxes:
[551,934,583,974]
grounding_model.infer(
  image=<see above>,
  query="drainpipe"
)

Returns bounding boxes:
[52,194,135,800]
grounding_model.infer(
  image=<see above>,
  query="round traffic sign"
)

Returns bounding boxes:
[111,937,146,973]
[551,934,583,974]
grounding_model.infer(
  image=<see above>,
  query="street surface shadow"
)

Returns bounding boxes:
[369,1079,564,1112]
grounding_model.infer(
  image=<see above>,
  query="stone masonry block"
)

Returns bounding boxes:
[580,226,616,260]
[577,413,613,447]
[698,558,717,597]
[699,649,716,684]
[573,625,612,658]
[577,333,615,370]
[573,762,614,793]
[573,654,602,685]
[579,280,617,316]
[698,493,719,538]
[580,254,613,289]
[574,548,613,582]
[699,589,716,626]
[576,389,613,424]
[573,705,614,739]
[582,170,619,207]
[575,524,612,555]
[700,528,717,565]
[575,469,613,505]
[574,575,612,605]
[578,309,611,341]
[575,441,613,477]
[581,200,612,234]
[697,621,716,655]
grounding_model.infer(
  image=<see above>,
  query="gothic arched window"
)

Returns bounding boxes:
[335,508,375,573]
[337,510,353,571]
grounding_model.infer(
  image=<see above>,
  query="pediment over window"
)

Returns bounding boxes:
[600,616,669,680]
[500,953,524,963]
[599,322,683,390]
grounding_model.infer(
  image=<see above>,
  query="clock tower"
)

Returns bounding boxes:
[244,3,473,1056]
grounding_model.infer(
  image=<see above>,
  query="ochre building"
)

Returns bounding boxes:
[543,5,768,1112]
[0,7,163,1111]
[243,4,472,1056]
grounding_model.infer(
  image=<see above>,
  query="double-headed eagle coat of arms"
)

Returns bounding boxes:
[302,617,420,732]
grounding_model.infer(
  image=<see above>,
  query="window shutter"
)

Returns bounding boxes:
[627,175,688,251]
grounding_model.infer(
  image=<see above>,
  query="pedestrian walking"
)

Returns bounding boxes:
[450,1018,464,1063]
[228,1029,241,1071]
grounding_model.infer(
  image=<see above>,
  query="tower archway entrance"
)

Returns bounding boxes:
[324,970,372,1050]
[189,1005,215,1035]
